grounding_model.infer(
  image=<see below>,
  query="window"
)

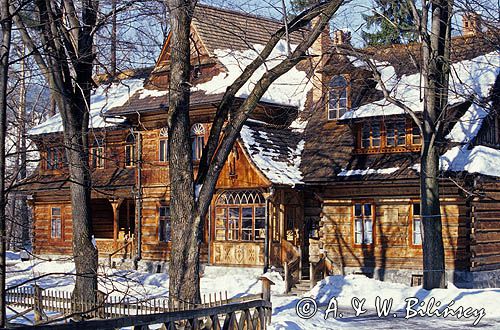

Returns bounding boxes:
[159,139,168,162]
[125,133,135,167]
[46,147,64,170]
[90,139,105,169]
[386,121,406,147]
[412,203,422,246]
[158,206,171,242]
[215,190,266,241]
[356,119,422,153]
[51,207,62,239]
[328,75,349,120]
[353,203,373,245]
[361,122,381,148]
[191,123,205,161]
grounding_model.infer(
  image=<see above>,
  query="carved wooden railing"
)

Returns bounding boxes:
[107,239,134,267]
[309,252,336,289]
[282,241,301,294]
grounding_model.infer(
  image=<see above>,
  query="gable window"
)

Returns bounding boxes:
[51,207,62,239]
[191,123,205,161]
[411,203,422,246]
[125,133,136,167]
[159,128,169,162]
[328,75,349,120]
[353,203,373,245]
[91,140,105,169]
[158,205,171,242]
[215,190,266,242]
[46,147,65,170]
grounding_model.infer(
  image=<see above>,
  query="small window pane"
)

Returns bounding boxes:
[413,218,422,245]
[413,203,420,216]
[215,207,227,240]
[355,219,362,244]
[364,204,372,216]
[354,204,362,216]
[159,139,168,162]
[364,219,373,244]
[52,207,61,216]
[228,208,240,240]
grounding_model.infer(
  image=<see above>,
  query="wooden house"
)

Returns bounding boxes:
[23,5,500,288]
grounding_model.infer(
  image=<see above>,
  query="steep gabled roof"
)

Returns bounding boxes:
[191,4,305,55]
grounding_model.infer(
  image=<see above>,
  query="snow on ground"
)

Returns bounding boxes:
[28,79,144,135]
[195,40,313,111]
[6,252,500,329]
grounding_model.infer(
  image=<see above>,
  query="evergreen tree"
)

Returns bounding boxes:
[362,0,418,46]
[290,0,319,16]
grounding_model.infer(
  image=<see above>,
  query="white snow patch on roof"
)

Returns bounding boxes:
[138,88,168,99]
[29,79,144,135]
[195,41,312,110]
[338,167,399,177]
[240,125,304,186]
[342,51,499,123]
[446,102,490,143]
[440,145,500,177]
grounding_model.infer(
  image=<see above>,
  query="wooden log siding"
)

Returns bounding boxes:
[318,196,471,272]
[33,202,73,255]
[471,183,500,271]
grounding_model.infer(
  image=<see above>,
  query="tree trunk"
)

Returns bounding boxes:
[165,0,200,304]
[420,0,452,290]
[0,0,12,325]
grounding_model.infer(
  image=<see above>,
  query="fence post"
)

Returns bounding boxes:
[283,262,289,294]
[310,262,316,289]
[259,276,274,303]
[34,285,44,324]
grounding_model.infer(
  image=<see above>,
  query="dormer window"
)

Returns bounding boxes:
[355,119,422,153]
[45,146,65,170]
[125,133,136,167]
[191,123,205,161]
[328,75,349,120]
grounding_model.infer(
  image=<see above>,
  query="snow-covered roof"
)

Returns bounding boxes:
[441,146,500,177]
[28,79,144,135]
[194,40,313,111]
[239,122,304,186]
[342,51,499,121]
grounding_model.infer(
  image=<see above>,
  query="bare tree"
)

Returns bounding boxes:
[165,0,345,302]
[0,0,12,324]
[11,0,101,304]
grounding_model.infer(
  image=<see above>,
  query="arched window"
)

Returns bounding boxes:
[328,75,349,120]
[191,123,205,161]
[125,133,135,167]
[159,127,169,162]
[91,138,105,169]
[215,190,266,241]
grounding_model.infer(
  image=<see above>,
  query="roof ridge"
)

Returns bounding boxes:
[194,3,283,25]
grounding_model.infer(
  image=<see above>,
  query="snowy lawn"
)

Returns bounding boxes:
[6,252,500,329]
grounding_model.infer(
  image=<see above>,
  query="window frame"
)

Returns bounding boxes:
[355,118,422,154]
[410,202,423,247]
[352,201,375,247]
[327,75,350,121]
[191,123,206,162]
[45,147,65,170]
[124,133,136,167]
[91,146,105,169]
[214,190,266,242]
[158,205,171,242]
[50,207,63,240]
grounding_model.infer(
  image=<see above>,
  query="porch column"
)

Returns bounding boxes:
[110,199,122,248]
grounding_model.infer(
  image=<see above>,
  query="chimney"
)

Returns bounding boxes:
[310,16,332,57]
[333,29,351,46]
[462,13,482,36]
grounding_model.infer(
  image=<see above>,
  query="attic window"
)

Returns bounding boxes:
[328,75,350,120]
